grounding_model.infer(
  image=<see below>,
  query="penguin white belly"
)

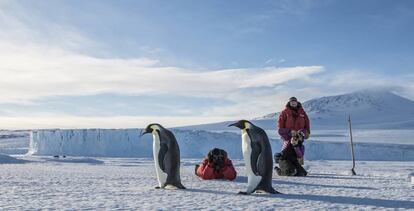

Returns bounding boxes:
[153,133,168,188]
[242,130,262,193]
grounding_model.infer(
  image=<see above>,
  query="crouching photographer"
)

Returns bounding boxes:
[195,148,237,181]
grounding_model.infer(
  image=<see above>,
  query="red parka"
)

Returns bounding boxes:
[196,157,237,181]
[278,102,310,136]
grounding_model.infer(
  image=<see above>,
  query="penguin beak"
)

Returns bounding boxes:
[228,121,243,129]
[140,128,151,137]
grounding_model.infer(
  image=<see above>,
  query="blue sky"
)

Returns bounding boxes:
[0,0,413,128]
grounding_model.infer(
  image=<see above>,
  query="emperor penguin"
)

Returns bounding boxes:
[229,120,280,194]
[141,123,186,189]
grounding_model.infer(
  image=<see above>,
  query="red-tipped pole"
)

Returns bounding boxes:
[348,115,356,175]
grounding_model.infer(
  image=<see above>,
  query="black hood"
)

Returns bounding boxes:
[286,101,303,111]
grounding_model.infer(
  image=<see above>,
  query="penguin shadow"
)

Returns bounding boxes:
[185,187,282,197]
[116,160,154,167]
[306,173,363,180]
[184,188,235,196]
[233,176,248,183]
[42,157,104,165]
[274,179,377,190]
[229,176,284,197]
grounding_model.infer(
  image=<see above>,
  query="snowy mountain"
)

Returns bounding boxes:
[181,90,414,130]
[255,90,414,129]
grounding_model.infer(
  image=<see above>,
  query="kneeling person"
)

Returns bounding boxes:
[195,148,237,181]
[275,130,307,176]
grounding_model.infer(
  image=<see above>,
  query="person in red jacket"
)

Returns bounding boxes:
[278,97,310,165]
[195,148,237,181]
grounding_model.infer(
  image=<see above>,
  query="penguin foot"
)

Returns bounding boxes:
[164,185,179,190]
[238,191,250,195]
[254,190,271,195]
[253,189,282,194]
[155,186,161,189]
[178,185,186,189]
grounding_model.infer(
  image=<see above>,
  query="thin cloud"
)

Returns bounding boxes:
[265,58,275,64]
[278,59,286,63]
[0,114,233,129]
[265,58,285,64]
[0,41,324,102]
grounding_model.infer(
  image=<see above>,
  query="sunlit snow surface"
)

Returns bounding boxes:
[0,157,413,210]
[1,129,414,209]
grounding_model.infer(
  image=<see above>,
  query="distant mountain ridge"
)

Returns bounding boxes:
[179,90,414,130]
[257,90,414,119]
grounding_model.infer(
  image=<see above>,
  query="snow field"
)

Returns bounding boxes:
[0,157,413,210]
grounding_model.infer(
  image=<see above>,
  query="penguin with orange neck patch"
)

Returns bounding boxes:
[229,120,280,194]
[141,123,185,189]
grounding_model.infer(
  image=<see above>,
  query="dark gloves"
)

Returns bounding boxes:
[195,164,200,175]
[208,155,214,164]
[298,129,309,139]
[207,149,215,164]
[298,130,306,140]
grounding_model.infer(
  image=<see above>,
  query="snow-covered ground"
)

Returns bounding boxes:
[0,156,413,210]
[1,129,414,209]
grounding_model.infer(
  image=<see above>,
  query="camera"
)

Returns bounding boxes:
[208,148,225,171]
[290,130,303,147]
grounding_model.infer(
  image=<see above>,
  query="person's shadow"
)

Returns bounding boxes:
[276,179,376,190]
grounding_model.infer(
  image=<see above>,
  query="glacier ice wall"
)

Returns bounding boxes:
[28,129,414,161]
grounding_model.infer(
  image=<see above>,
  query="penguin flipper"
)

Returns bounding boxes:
[250,142,261,175]
[158,143,168,172]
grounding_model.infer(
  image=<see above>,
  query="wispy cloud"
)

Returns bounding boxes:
[0,42,324,102]
[265,58,286,64]
[270,0,330,17]
[0,114,235,129]
[0,3,325,128]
